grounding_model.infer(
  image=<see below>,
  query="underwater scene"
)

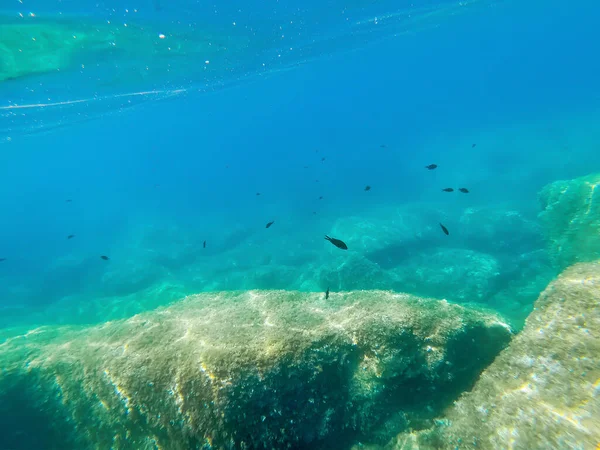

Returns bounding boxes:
[1,0,600,448]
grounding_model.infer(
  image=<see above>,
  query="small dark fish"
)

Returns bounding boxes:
[313,211,317,215]
[442,188,454,192]
[303,165,309,169]
[319,196,324,200]
[380,144,387,148]
[266,221,275,229]
[325,235,348,250]
[256,192,261,196]
[315,179,319,183]
[203,240,206,248]
[364,185,371,191]
[325,287,330,300]
[472,143,477,148]
[439,223,449,236]
[459,188,469,193]
[67,234,75,239]
[321,157,326,162]
[0,258,6,262]
[425,164,438,170]
[66,199,72,203]
[100,255,110,260]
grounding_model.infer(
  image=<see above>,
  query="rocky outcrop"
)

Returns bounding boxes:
[386,260,600,450]
[539,172,600,270]
[392,248,500,303]
[0,290,511,450]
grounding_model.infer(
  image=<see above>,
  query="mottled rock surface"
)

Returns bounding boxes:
[0,290,511,450]
[392,249,500,303]
[386,261,600,450]
[329,205,444,267]
[458,207,543,255]
[539,172,600,269]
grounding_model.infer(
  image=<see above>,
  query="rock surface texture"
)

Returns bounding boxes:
[539,172,600,270]
[386,261,600,450]
[0,290,511,450]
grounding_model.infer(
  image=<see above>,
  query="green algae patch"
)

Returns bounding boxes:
[539,172,600,270]
[0,15,249,83]
[0,21,88,81]
[0,290,511,449]
[387,260,600,450]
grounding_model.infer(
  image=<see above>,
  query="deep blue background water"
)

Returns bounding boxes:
[1,0,600,326]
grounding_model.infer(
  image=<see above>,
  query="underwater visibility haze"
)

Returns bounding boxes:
[1,0,600,449]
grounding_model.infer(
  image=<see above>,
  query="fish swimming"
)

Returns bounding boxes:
[325,287,330,300]
[442,188,454,192]
[266,221,275,228]
[459,188,469,193]
[100,255,110,260]
[425,164,438,170]
[364,185,371,191]
[439,223,449,235]
[472,143,477,148]
[203,240,206,248]
[325,235,348,250]
[0,258,6,262]
[67,234,75,239]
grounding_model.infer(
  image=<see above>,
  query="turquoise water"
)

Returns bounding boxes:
[1,0,600,329]
[2,1,600,448]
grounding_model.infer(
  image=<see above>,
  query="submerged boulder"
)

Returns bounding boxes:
[316,254,396,291]
[391,248,500,303]
[539,172,600,269]
[0,290,511,450]
[389,260,600,450]
[328,205,446,268]
[457,207,544,255]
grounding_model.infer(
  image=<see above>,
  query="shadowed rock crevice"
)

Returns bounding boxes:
[0,371,81,450]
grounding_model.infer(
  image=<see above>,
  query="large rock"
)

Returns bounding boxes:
[329,205,444,268]
[539,172,600,269]
[391,248,500,304]
[458,207,544,255]
[388,260,600,450]
[0,290,511,450]
[316,254,397,292]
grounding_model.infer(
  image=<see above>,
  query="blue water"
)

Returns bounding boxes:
[1,0,600,330]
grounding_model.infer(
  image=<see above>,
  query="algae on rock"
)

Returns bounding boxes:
[386,260,600,450]
[0,290,511,450]
[539,172,600,270]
